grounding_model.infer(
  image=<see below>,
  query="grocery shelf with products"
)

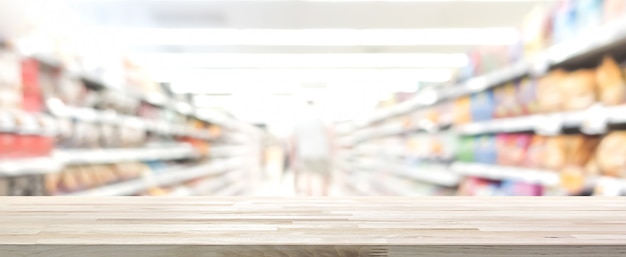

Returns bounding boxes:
[0,41,263,197]
[337,0,626,197]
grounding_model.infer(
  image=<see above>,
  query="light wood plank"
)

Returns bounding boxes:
[1,197,626,256]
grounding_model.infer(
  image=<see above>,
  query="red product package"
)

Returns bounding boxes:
[17,135,40,158]
[21,59,43,112]
[0,133,17,158]
[496,134,513,166]
[33,136,54,157]
[497,134,532,167]
[524,135,547,168]
[509,134,533,166]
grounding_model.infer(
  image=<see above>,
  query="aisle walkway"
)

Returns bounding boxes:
[253,170,349,196]
[254,171,297,196]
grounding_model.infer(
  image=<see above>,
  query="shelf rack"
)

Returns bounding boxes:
[68,158,243,196]
[335,16,626,196]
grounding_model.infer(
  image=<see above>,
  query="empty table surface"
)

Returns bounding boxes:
[1,197,626,257]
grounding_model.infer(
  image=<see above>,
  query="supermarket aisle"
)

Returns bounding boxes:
[3,0,626,197]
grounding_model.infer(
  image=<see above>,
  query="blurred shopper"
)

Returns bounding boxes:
[290,101,333,196]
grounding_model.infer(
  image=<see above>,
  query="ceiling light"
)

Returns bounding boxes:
[109,28,518,46]
[131,53,468,69]
[164,68,452,94]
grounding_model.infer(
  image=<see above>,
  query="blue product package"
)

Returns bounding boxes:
[145,161,166,173]
[576,0,602,32]
[475,135,497,164]
[553,1,578,44]
[473,136,483,164]
[470,90,495,122]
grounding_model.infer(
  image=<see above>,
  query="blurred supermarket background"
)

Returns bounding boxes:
[1,0,626,197]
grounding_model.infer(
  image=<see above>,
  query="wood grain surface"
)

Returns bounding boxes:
[1,197,626,256]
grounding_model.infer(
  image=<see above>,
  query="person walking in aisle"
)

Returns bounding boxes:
[290,100,334,196]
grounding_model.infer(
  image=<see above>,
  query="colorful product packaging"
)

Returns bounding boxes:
[499,180,544,196]
[475,135,497,164]
[453,96,472,125]
[517,78,539,115]
[576,0,603,33]
[552,0,578,44]
[603,0,626,23]
[457,136,475,163]
[470,90,495,122]
[21,58,43,112]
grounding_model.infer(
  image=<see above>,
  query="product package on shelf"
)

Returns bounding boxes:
[497,133,532,167]
[456,136,475,163]
[431,131,457,162]
[596,56,626,105]
[458,177,500,196]
[470,90,494,122]
[453,96,471,125]
[500,180,544,196]
[595,131,626,178]
[436,102,454,127]
[552,1,577,44]
[522,4,550,59]
[124,58,164,99]
[563,69,597,111]
[140,187,170,196]
[576,0,604,34]
[517,78,539,115]
[604,0,626,22]
[21,58,44,112]
[524,135,547,168]
[475,135,497,165]
[459,177,544,196]
[45,162,149,196]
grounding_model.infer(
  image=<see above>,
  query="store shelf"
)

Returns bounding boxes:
[46,101,216,140]
[441,17,626,102]
[169,168,246,196]
[451,162,560,186]
[439,60,530,100]
[54,144,198,165]
[209,146,249,157]
[352,145,408,157]
[165,186,194,197]
[68,158,243,196]
[0,157,63,177]
[0,144,200,176]
[33,55,246,131]
[392,165,460,187]
[345,17,626,131]
[456,104,626,135]
[351,122,407,143]
[218,132,250,144]
[349,96,422,133]
[547,15,626,65]
[594,176,626,196]
[0,110,57,135]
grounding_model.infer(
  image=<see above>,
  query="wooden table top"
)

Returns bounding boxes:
[2,197,626,256]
